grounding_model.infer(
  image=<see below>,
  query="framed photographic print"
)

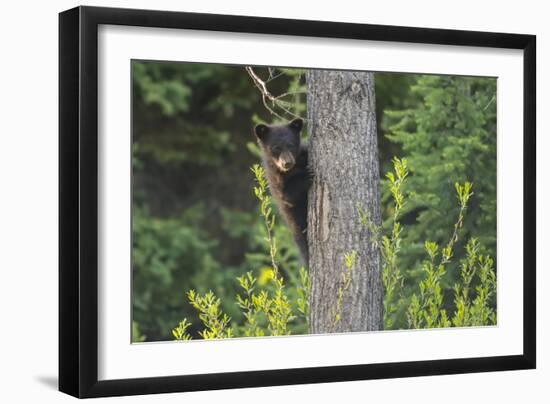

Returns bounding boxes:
[59,5,536,398]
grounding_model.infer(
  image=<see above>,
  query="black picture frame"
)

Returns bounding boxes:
[59,5,536,398]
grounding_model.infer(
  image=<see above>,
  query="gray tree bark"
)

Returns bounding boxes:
[306,70,383,334]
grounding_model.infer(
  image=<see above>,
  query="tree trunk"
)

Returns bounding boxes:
[306,70,383,334]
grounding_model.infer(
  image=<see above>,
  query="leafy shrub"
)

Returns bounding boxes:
[380,158,497,330]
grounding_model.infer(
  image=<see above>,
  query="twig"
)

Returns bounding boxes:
[274,91,307,100]
[266,69,285,83]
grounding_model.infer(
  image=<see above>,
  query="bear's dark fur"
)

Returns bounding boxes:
[254,118,311,264]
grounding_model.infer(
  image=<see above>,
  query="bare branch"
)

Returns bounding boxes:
[246,67,272,99]
[245,66,286,120]
[245,66,306,121]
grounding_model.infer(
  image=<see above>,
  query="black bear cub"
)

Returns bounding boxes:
[254,118,311,264]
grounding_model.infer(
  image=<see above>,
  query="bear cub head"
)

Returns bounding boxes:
[254,118,304,173]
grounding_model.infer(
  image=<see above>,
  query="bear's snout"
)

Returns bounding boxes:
[276,151,295,172]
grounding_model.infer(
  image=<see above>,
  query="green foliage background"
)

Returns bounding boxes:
[131,61,496,341]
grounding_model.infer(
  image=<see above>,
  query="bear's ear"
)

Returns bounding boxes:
[254,124,269,142]
[289,118,304,132]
